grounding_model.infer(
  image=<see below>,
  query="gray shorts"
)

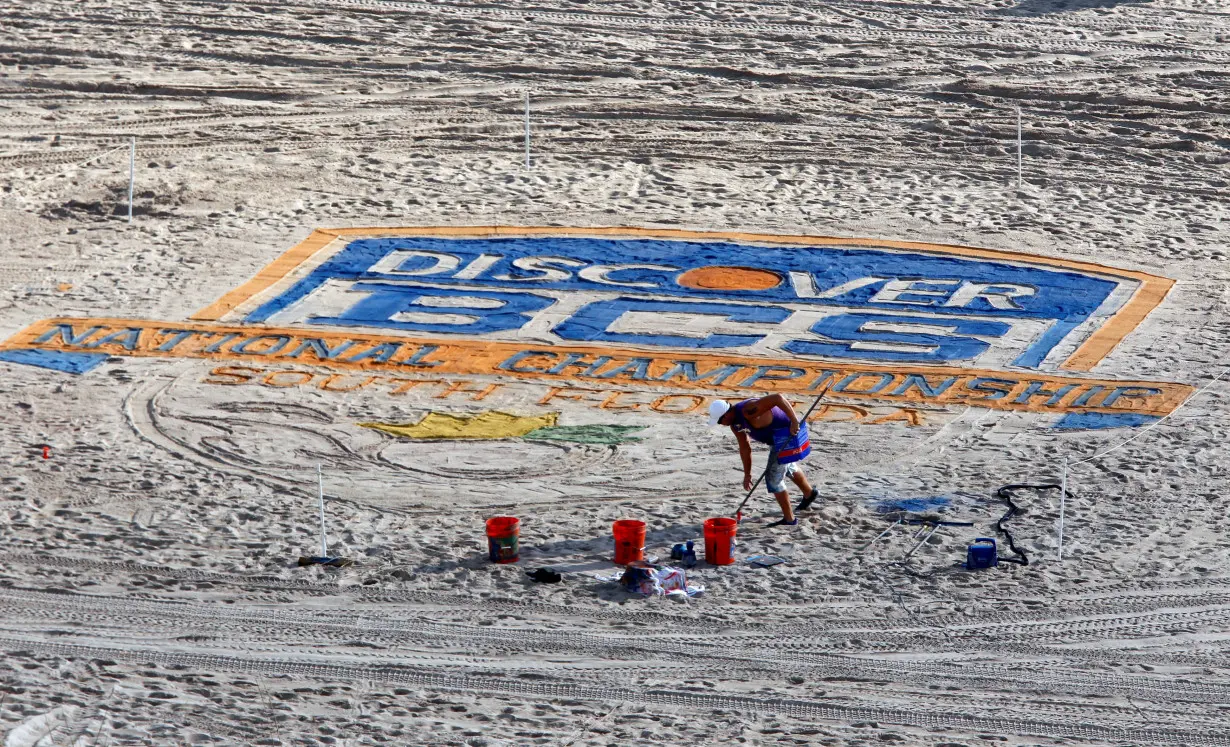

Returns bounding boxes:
[766,450,802,494]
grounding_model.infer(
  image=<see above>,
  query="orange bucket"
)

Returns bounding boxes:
[486,516,520,564]
[612,519,646,565]
[704,517,737,566]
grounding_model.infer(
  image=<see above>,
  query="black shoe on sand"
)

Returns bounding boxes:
[795,488,820,512]
[526,568,562,583]
[767,517,798,527]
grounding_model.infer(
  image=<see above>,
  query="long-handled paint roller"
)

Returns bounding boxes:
[733,383,833,524]
[298,465,354,567]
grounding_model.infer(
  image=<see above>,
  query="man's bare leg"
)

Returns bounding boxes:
[790,470,813,495]
[792,470,820,511]
[773,490,795,523]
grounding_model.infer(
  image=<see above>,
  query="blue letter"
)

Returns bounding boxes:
[783,314,1010,363]
[554,298,789,349]
[1100,386,1162,408]
[310,284,554,335]
[34,324,104,347]
[496,350,556,373]
[286,338,357,360]
[653,361,743,386]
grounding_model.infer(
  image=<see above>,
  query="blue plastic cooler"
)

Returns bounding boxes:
[966,538,998,570]
[772,422,811,464]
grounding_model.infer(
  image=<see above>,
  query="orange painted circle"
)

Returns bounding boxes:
[676,266,782,291]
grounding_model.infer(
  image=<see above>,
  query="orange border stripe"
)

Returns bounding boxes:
[191,229,340,321]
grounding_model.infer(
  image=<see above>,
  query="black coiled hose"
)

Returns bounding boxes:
[993,482,1075,566]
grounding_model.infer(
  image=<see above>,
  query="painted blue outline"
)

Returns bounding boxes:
[1012,317,1083,368]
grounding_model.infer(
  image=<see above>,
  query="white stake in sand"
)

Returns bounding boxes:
[524,90,531,169]
[127,137,135,223]
[1058,457,1068,561]
[1016,106,1023,190]
[317,464,329,557]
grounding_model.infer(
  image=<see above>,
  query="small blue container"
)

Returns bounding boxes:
[671,541,699,568]
[966,538,998,570]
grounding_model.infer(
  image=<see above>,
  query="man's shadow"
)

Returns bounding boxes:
[1002,0,1152,15]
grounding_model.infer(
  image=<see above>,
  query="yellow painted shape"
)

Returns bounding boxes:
[360,410,559,440]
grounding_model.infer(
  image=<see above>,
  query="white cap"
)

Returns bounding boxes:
[708,399,731,426]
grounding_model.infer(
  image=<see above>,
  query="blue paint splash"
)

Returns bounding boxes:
[872,496,952,514]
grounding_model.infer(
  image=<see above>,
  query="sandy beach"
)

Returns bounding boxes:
[2,0,1230,744]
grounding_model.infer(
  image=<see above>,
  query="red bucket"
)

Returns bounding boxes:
[486,516,520,564]
[704,517,737,566]
[612,519,646,565]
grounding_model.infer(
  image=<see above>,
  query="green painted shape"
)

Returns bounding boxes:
[524,424,647,445]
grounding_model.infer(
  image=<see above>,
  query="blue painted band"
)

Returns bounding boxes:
[1053,412,1161,430]
[0,348,108,374]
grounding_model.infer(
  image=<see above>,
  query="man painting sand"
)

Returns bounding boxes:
[710,395,820,526]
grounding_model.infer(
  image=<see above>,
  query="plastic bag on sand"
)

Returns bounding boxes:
[599,564,705,597]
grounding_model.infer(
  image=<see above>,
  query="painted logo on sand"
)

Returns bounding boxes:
[196,227,1166,373]
[0,227,1189,428]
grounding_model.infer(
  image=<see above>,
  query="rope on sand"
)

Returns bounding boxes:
[1070,362,1230,467]
[5,142,133,196]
